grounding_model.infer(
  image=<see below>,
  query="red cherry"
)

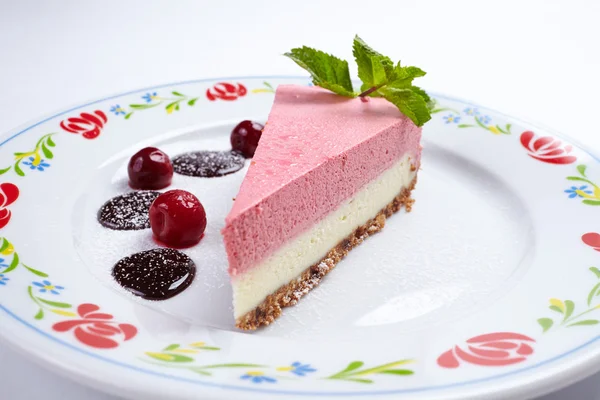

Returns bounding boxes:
[149,190,206,248]
[230,120,264,158]
[128,147,173,190]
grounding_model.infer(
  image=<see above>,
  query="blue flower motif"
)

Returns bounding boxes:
[277,361,317,377]
[240,371,276,384]
[110,104,126,116]
[443,114,461,124]
[564,186,593,199]
[32,280,64,295]
[464,107,480,116]
[478,115,492,125]
[22,157,50,172]
[0,274,8,286]
[142,92,158,103]
[0,258,8,269]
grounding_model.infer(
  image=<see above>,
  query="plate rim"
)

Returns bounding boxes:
[0,75,599,399]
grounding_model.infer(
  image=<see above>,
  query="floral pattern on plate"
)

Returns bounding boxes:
[0,77,599,399]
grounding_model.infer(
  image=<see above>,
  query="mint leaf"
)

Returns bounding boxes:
[284,47,355,97]
[383,66,426,91]
[353,35,395,92]
[381,87,432,127]
[410,85,435,110]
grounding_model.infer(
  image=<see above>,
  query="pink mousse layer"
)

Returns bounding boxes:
[223,85,421,276]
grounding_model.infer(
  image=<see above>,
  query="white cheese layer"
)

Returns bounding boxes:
[232,154,417,319]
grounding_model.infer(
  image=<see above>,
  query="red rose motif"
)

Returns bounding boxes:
[52,303,137,349]
[0,183,19,229]
[437,332,535,368]
[206,82,247,101]
[520,131,576,165]
[60,110,107,139]
[583,233,600,252]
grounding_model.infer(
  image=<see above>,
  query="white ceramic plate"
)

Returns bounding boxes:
[0,76,599,400]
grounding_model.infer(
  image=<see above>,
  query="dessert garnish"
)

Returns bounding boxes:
[285,35,433,126]
[128,147,173,190]
[98,191,160,230]
[230,120,264,158]
[149,189,207,247]
[112,248,195,300]
[172,150,245,177]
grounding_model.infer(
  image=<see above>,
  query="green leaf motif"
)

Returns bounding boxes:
[41,143,53,159]
[172,91,185,97]
[346,378,373,384]
[190,368,211,376]
[46,136,56,147]
[34,309,44,320]
[165,101,178,112]
[566,176,590,183]
[568,319,600,327]
[564,300,575,320]
[549,305,563,314]
[0,166,11,175]
[37,298,72,308]
[495,125,507,134]
[538,318,554,332]
[458,124,475,128]
[577,165,587,177]
[588,282,600,306]
[23,264,48,277]
[3,253,19,273]
[590,267,600,279]
[379,369,414,375]
[0,238,10,253]
[14,162,24,177]
[339,361,364,374]
[124,112,133,120]
[145,352,194,363]
[328,359,414,382]
[163,344,180,351]
[353,360,413,376]
[188,98,198,106]
[130,103,160,110]
[582,200,600,206]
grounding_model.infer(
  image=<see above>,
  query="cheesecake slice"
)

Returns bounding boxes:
[223,84,421,330]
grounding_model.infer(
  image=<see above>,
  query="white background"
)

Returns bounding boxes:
[0,0,599,398]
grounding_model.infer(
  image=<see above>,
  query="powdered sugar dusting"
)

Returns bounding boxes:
[73,133,249,329]
[97,191,159,230]
[72,124,533,339]
[112,248,195,300]
[172,150,245,177]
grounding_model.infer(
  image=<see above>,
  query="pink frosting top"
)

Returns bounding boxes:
[223,85,421,276]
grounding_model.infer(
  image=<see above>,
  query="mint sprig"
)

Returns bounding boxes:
[284,35,432,127]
